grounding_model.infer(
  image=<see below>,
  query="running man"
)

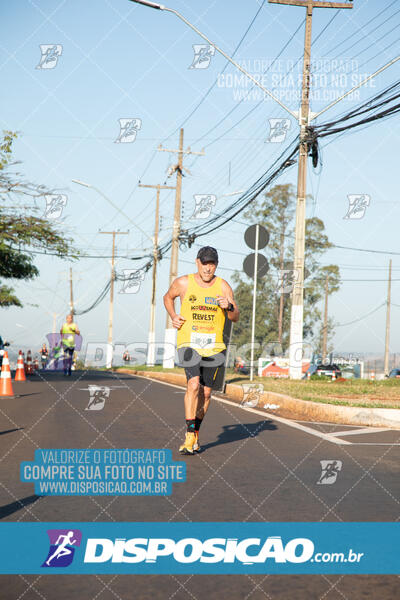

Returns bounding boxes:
[60,314,80,376]
[163,246,239,455]
[45,531,77,566]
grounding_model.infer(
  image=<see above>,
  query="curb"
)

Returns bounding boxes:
[114,369,400,430]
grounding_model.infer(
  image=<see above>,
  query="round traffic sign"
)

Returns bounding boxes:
[243,253,269,279]
[244,224,269,250]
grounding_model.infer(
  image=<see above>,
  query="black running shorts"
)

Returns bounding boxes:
[177,347,226,388]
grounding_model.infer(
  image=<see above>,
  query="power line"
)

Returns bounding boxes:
[331,243,400,257]
[195,17,306,148]
[325,0,398,57]
[335,302,385,327]
[162,0,266,141]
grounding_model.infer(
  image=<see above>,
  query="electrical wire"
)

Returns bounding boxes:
[162,0,267,142]
[335,302,385,327]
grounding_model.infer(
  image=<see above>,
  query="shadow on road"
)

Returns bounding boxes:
[0,494,41,519]
[0,428,24,436]
[201,419,277,451]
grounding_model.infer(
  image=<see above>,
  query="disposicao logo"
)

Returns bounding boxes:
[42,529,82,568]
[83,536,314,565]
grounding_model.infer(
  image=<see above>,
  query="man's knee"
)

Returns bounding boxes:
[187,377,200,392]
[202,386,212,400]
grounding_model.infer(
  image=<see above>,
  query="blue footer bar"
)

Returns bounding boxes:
[0,522,398,574]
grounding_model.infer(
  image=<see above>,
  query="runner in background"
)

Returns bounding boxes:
[40,343,49,369]
[60,314,80,376]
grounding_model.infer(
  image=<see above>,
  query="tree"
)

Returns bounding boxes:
[311,265,340,357]
[232,184,340,356]
[0,131,77,307]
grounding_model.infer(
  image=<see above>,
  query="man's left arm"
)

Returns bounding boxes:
[217,281,239,322]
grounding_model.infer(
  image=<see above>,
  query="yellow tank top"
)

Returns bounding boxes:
[61,323,77,348]
[176,273,226,357]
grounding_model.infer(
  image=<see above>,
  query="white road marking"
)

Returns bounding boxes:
[212,396,353,445]
[113,373,400,445]
[348,442,400,446]
[329,427,393,437]
[296,420,362,428]
[78,386,127,390]
[128,374,352,445]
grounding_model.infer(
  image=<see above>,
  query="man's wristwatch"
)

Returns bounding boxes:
[227,302,234,312]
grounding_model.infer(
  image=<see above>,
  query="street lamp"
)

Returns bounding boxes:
[129,1,296,119]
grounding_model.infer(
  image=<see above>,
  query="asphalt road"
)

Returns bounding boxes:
[0,370,399,599]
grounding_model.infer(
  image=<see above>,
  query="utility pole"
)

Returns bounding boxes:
[69,267,74,314]
[139,182,176,366]
[269,0,353,379]
[99,230,129,369]
[158,128,205,368]
[278,213,286,345]
[384,259,392,377]
[52,313,59,334]
[322,273,329,363]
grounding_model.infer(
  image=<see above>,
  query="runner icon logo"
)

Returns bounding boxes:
[44,194,67,221]
[241,383,264,408]
[115,118,142,143]
[119,269,145,294]
[266,118,291,143]
[190,194,217,220]
[317,460,342,485]
[86,385,110,411]
[42,529,82,568]
[344,194,370,219]
[189,44,215,69]
[276,269,299,295]
[36,45,63,69]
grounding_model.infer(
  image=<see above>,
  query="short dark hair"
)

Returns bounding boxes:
[196,246,219,264]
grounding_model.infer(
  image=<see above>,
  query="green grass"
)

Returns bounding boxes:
[224,373,400,409]
[114,366,400,409]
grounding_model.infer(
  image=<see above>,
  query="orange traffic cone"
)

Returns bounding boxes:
[371,371,375,381]
[0,351,15,397]
[331,371,336,382]
[15,351,27,382]
[26,350,33,375]
[33,357,39,371]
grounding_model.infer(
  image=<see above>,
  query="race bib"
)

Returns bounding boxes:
[190,332,216,349]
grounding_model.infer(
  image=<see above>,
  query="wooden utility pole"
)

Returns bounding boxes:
[278,214,286,345]
[139,183,175,366]
[158,128,205,368]
[99,230,129,368]
[384,259,392,376]
[69,267,74,314]
[269,0,352,379]
[322,274,329,363]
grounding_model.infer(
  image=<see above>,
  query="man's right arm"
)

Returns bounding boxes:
[163,276,187,330]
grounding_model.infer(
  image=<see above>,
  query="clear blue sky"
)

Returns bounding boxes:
[1,0,400,356]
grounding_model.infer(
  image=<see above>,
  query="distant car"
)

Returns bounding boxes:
[387,368,400,379]
[313,364,342,378]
